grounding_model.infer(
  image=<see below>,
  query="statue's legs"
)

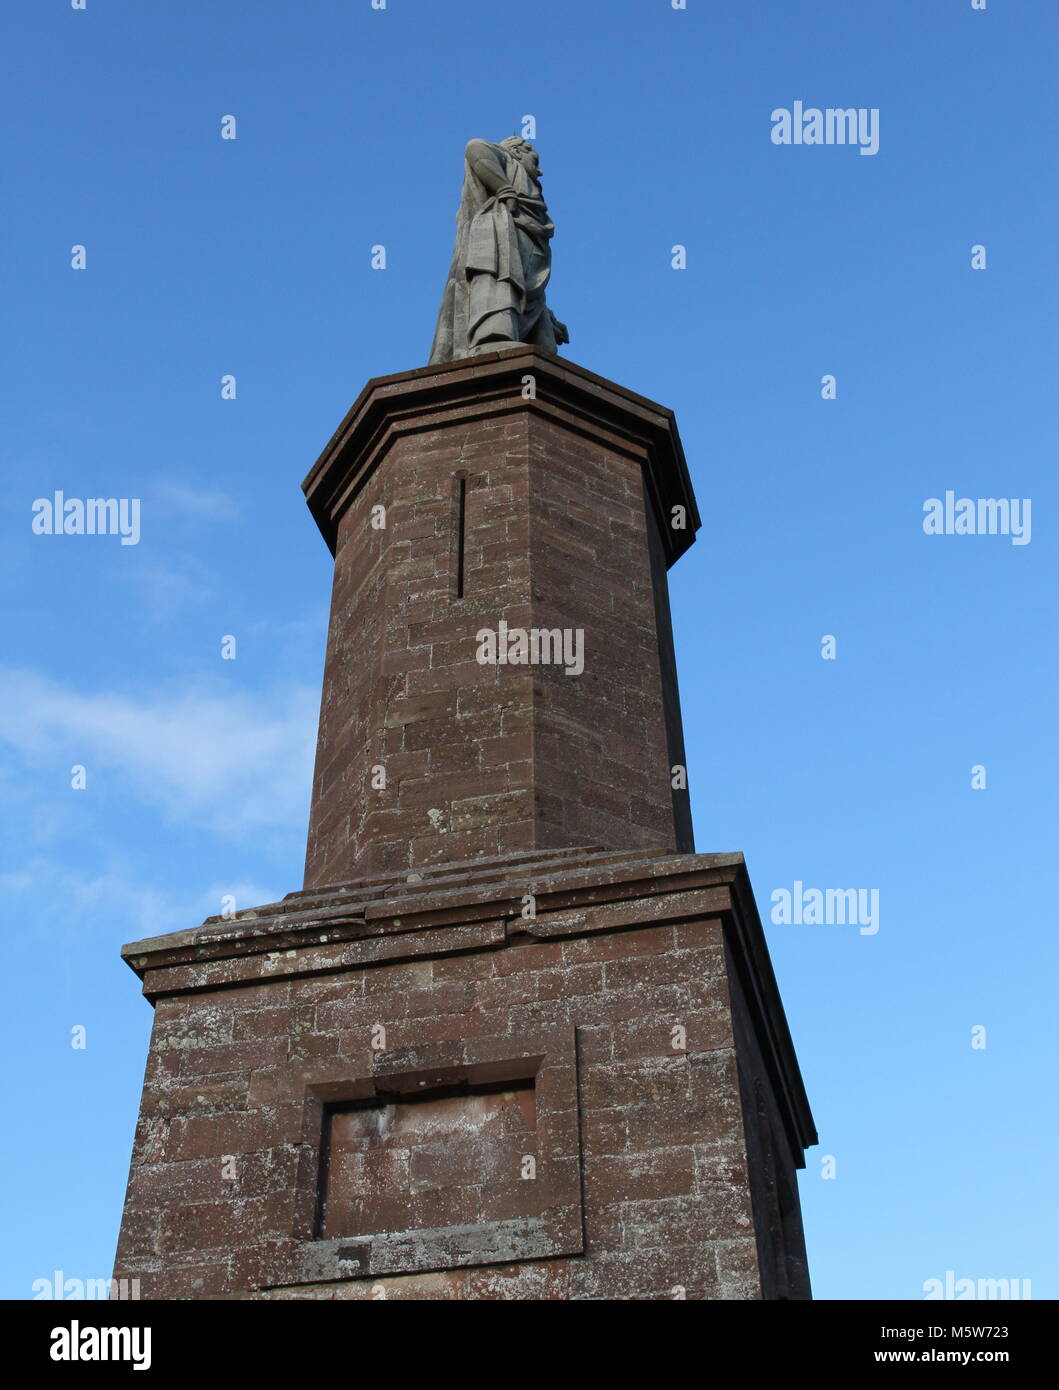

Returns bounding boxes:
[524,295,558,354]
[470,311,520,350]
[468,296,557,357]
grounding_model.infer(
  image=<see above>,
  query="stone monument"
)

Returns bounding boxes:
[112,138,816,1300]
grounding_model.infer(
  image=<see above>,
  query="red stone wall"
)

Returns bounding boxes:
[303,401,687,890]
[114,917,765,1300]
[304,411,536,887]
[112,357,814,1301]
[526,414,680,854]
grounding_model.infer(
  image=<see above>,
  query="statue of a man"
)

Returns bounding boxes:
[429,136,569,364]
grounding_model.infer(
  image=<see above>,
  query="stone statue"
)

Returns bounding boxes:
[429,136,569,364]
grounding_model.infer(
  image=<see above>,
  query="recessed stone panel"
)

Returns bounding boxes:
[318,1081,539,1240]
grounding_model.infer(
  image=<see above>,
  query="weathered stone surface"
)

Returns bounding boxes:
[113,847,815,1300]
[300,352,698,889]
[429,137,567,364]
[113,352,816,1300]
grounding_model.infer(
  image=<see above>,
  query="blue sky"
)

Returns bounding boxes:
[2,0,1056,1301]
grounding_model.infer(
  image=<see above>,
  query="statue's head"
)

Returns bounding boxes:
[501,136,541,178]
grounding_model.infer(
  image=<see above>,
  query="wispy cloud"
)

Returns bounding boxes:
[0,860,186,938]
[119,553,217,614]
[0,669,317,835]
[0,862,283,940]
[152,482,239,522]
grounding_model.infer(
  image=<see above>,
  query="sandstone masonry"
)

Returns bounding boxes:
[113,352,816,1300]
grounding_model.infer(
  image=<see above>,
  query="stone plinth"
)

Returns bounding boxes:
[113,847,816,1300]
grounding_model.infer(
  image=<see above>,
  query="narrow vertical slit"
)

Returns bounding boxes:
[454,473,467,598]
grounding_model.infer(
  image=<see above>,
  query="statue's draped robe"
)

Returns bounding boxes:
[429,139,558,364]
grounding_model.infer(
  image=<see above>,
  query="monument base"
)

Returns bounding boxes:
[114,846,815,1300]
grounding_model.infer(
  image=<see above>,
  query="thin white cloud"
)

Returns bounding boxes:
[0,669,317,835]
[0,863,282,939]
[0,860,184,938]
[152,482,238,522]
[119,555,216,614]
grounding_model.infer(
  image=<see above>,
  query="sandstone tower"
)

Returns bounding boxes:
[113,348,816,1299]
